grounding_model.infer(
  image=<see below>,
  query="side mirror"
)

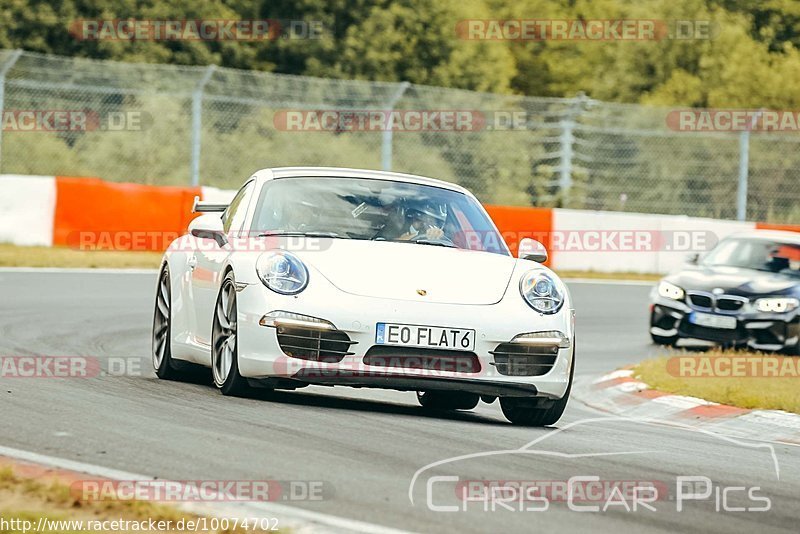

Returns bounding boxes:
[518,238,548,263]
[190,214,227,248]
[686,252,699,265]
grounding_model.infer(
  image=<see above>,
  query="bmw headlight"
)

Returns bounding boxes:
[256,251,309,295]
[520,270,565,314]
[755,297,799,313]
[657,281,685,301]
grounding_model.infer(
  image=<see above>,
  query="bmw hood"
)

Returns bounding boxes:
[294,239,516,305]
[665,265,800,297]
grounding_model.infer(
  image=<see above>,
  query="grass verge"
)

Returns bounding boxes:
[557,270,661,282]
[0,244,162,269]
[0,467,275,533]
[633,350,800,414]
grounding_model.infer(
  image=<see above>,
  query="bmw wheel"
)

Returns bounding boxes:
[649,310,678,346]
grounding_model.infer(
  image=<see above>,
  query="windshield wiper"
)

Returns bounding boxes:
[411,239,457,248]
[258,231,343,238]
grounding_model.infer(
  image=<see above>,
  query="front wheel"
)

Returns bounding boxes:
[500,346,574,426]
[650,332,678,346]
[211,272,251,396]
[784,336,800,356]
[650,310,678,346]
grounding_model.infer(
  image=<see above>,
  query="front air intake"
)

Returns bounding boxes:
[276,325,355,363]
[490,343,558,377]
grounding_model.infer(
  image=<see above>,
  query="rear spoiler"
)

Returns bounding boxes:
[192,195,228,213]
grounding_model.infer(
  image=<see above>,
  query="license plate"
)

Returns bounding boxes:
[689,312,737,330]
[376,323,476,351]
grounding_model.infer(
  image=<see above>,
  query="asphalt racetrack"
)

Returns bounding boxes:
[1,271,798,533]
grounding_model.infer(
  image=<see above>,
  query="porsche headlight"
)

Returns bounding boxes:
[520,270,565,314]
[657,281,685,301]
[256,251,308,295]
[755,297,799,313]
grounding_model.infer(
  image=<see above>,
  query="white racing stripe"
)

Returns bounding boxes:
[651,395,718,409]
[0,445,413,534]
[593,369,634,384]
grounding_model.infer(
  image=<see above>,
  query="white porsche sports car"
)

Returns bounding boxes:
[153,167,575,426]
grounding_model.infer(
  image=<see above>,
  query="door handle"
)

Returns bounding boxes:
[187,256,197,270]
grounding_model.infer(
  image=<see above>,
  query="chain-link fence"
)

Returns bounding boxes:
[1,49,798,222]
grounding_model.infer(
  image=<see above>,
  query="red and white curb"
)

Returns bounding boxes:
[577,369,800,446]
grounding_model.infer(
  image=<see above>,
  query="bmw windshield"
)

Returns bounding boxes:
[250,176,509,256]
[702,237,800,277]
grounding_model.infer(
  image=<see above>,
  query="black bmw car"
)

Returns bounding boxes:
[650,231,800,354]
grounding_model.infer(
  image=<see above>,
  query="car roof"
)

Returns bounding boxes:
[728,229,800,244]
[251,167,471,195]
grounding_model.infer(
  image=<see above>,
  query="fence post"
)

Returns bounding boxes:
[0,49,24,173]
[558,118,574,195]
[737,130,749,221]
[557,93,589,203]
[190,64,217,187]
[736,110,761,221]
[381,81,410,171]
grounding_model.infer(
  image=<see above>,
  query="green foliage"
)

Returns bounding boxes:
[2,0,800,105]
[1,1,800,222]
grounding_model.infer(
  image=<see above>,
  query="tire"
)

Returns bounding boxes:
[650,310,678,346]
[417,391,479,411]
[211,271,251,396]
[152,266,185,380]
[784,336,800,356]
[500,346,575,427]
[650,332,678,346]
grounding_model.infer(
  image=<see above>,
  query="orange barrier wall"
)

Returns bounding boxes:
[756,222,800,233]
[53,177,199,251]
[49,178,556,257]
[48,176,794,260]
[485,205,554,266]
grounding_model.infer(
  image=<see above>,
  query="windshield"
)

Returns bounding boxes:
[702,237,800,277]
[250,176,509,255]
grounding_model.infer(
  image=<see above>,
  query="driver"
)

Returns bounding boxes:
[398,201,447,241]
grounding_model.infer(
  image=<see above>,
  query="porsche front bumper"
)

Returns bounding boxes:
[236,283,575,399]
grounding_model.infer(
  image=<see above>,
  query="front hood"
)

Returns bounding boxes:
[294,239,516,305]
[666,265,800,297]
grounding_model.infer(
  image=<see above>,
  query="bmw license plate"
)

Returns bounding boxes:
[688,312,737,330]
[376,323,476,351]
